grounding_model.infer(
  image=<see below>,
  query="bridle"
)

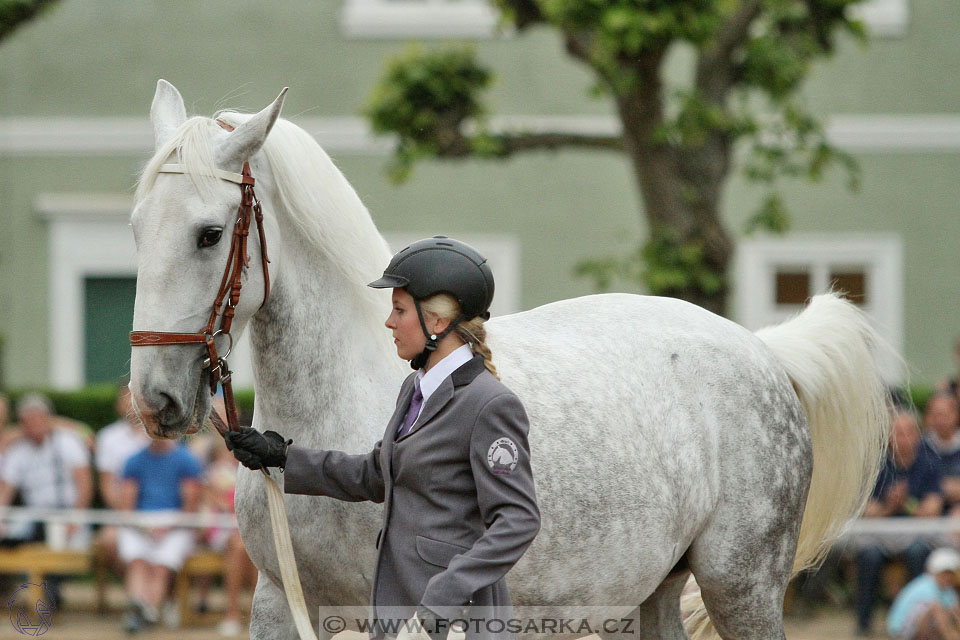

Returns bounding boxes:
[129,119,270,436]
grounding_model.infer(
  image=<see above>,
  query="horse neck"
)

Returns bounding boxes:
[247,226,402,450]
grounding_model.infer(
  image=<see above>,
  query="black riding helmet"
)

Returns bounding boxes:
[368,236,495,369]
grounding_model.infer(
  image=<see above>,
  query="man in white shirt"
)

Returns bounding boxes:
[0,393,93,547]
[94,385,151,572]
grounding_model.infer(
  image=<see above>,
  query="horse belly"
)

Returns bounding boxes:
[488,294,764,606]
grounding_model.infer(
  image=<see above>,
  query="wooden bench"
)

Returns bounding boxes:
[0,543,92,604]
[174,549,227,627]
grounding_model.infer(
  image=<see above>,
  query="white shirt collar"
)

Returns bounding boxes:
[416,343,474,404]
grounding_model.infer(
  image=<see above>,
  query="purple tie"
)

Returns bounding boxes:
[398,380,423,437]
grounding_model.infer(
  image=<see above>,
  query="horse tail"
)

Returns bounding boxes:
[755,292,891,573]
[682,292,893,639]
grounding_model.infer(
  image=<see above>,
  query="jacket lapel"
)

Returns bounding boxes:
[395,355,487,443]
[383,374,417,477]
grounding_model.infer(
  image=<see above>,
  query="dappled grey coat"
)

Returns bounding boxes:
[284,355,541,637]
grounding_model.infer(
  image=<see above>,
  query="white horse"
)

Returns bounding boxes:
[129,80,890,640]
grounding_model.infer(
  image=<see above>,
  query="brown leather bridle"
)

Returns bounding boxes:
[130,120,270,436]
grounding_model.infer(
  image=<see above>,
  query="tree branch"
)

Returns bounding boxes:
[496,131,625,155]
[696,0,762,98]
[430,130,625,158]
[495,0,547,31]
[0,0,60,43]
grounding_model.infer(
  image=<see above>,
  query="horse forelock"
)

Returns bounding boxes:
[135,116,223,205]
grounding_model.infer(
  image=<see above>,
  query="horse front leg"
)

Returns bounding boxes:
[249,571,333,640]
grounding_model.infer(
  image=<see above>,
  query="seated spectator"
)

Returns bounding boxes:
[0,392,94,454]
[118,438,203,634]
[0,393,93,548]
[203,433,256,637]
[888,547,960,640]
[923,393,960,513]
[94,384,150,574]
[856,409,944,636]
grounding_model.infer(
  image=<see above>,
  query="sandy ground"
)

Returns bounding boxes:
[0,581,876,640]
[0,611,875,640]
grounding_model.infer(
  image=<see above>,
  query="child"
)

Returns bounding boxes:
[888,547,960,640]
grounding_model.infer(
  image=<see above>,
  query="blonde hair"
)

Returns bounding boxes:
[419,293,499,380]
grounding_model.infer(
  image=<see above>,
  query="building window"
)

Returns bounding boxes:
[340,0,907,40]
[38,193,521,388]
[340,0,501,39]
[736,233,903,382]
[849,0,910,38]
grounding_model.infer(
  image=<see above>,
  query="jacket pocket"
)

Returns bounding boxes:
[375,529,382,550]
[415,535,471,568]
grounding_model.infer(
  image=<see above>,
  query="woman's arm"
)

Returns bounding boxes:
[420,392,541,620]
[284,441,386,504]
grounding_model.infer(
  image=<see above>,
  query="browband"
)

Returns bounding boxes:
[158,163,254,186]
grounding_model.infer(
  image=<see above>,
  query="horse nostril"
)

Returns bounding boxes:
[156,391,183,425]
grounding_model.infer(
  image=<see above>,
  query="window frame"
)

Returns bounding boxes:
[735,232,904,383]
[340,0,501,39]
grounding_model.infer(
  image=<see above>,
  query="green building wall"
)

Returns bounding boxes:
[2,0,959,387]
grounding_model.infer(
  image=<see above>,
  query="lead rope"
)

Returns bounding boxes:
[209,411,318,640]
[136,129,314,637]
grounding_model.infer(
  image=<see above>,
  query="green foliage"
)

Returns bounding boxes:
[368,0,871,310]
[575,226,724,297]
[5,386,256,431]
[744,193,791,235]
[364,45,493,182]
[908,385,934,414]
[0,0,60,43]
[655,91,757,148]
[7,385,119,430]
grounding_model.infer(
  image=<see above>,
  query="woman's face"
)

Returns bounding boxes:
[386,288,426,360]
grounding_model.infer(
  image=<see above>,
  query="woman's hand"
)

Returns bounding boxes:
[396,609,465,640]
[224,427,291,470]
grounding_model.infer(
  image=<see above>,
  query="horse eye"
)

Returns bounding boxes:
[198,227,223,248]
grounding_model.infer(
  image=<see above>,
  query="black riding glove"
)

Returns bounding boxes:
[224,427,291,470]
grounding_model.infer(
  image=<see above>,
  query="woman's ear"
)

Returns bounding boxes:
[428,315,451,337]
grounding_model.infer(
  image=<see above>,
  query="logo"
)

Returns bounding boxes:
[7,582,56,636]
[487,437,519,475]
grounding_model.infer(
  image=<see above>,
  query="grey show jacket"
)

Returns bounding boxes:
[284,354,540,634]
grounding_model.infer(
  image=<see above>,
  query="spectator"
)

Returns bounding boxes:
[888,547,960,640]
[118,438,203,634]
[856,409,944,636]
[0,393,93,548]
[203,435,256,637]
[94,384,150,574]
[923,393,960,513]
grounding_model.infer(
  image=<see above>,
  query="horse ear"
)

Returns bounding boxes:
[150,79,187,150]
[217,88,288,168]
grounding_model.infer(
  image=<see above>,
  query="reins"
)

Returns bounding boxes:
[129,119,318,640]
[130,119,270,438]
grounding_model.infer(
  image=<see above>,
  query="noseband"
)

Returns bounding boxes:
[130,120,270,435]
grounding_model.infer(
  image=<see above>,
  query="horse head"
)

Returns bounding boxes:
[129,80,285,438]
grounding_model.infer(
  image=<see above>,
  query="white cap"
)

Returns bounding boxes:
[926,548,960,574]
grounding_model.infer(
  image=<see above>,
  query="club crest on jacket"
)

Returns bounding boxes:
[487,438,518,475]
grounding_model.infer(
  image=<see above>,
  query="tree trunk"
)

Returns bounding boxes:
[614,60,734,317]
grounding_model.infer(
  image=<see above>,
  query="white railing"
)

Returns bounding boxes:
[0,507,237,529]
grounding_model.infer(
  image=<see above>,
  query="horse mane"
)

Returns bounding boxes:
[136,112,392,305]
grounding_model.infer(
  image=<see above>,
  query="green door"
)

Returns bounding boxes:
[84,276,137,384]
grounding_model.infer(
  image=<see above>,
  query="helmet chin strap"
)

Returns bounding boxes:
[411,300,466,371]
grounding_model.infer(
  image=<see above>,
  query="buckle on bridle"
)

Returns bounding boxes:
[202,330,234,368]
